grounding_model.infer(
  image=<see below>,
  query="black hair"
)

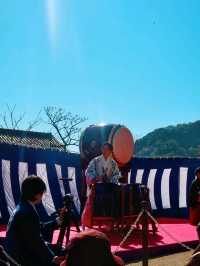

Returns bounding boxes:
[21,175,46,202]
[66,230,119,266]
[102,142,113,151]
[195,167,200,176]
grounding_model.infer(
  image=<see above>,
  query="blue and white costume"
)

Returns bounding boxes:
[85,155,120,185]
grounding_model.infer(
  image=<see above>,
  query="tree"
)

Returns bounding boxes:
[44,106,87,151]
[135,120,200,157]
[0,104,41,131]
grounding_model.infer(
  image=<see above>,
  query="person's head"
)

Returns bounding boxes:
[21,175,46,204]
[102,142,113,159]
[65,230,120,266]
[195,168,200,180]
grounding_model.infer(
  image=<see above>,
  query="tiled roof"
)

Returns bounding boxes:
[0,128,65,150]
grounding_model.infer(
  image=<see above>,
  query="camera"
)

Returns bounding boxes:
[63,194,74,209]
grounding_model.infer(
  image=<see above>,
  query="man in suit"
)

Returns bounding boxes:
[189,168,200,237]
[5,176,64,266]
[189,168,200,210]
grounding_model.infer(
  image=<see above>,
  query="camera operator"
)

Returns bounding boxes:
[189,167,200,237]
[5,176,65,266]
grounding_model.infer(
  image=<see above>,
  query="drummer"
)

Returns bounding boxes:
[81,143,120,229]
[85,142,120,185]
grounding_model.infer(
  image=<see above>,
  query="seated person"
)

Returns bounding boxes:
[60,229,124,266]
[86,142,120,185]
[81,143,120,228]
[5,176,64,266]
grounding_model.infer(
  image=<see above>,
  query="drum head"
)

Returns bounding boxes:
[112,127,134,165]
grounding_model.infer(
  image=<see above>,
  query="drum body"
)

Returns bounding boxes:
[79,124,134,167]
[93,183,121,217]
[92,183,143,218]
[123,184,141,215]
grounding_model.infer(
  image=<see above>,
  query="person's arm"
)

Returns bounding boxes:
[110,160,120,184]
[85,159,98,185]
[42,218,59,230]
[17,213,55,265]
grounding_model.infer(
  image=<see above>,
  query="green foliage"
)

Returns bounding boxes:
[135,121,200,157]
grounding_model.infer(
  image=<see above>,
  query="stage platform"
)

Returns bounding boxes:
[0,218,199,262]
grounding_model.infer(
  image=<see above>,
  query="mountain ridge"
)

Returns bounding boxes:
[135,120,200,157]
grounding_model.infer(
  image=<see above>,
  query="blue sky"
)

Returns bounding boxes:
[0,0,200,139]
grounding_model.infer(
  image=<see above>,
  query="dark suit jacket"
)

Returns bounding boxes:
[189,178,200,207]
[5,202,55,266]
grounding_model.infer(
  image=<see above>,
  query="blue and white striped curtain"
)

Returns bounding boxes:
[0,144,82,223]
[130,157,200,218]
[0,143,200,223]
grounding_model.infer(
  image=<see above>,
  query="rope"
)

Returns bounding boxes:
[114,209,195,254]
[146,211,194,252]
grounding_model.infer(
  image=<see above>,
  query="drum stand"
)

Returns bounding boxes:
[135,211,158,236]
[116,184,157,235]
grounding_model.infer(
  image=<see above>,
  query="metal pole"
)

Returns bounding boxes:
[142,203,149,266]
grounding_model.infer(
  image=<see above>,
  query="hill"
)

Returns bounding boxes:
[135,120,200,157]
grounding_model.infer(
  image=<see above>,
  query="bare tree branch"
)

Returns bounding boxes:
[8,104,15,128]
[0,104,41,131]
[26,110,42,131]
[13,113,26,129]
[2,113,9,128]
[44,106,87,152]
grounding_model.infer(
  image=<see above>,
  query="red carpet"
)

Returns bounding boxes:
[1,218,199,261]
[53,218,199,261]
[0,225,6,238]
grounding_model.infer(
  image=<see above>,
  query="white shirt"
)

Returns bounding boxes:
[85,155,120,184]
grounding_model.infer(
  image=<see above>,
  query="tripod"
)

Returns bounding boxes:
[57,194,81,249]
[119,186,157,266]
